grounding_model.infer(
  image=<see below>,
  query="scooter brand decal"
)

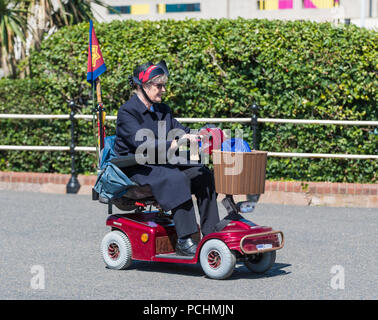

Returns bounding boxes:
[256,244,272,250]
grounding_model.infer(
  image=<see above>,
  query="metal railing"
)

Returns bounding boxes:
[0,115,377,159]
[2,113,378,127]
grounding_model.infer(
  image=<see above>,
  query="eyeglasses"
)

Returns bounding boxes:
[152,83,166,90]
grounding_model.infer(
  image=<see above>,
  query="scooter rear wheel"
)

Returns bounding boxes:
[244,251,276,274]
[200,239,236,280]
[101,231,132,270]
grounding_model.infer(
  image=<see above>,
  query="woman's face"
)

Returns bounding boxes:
[143,79,166,103]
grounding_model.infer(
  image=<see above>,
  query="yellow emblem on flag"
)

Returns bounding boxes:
[91,45,101,68]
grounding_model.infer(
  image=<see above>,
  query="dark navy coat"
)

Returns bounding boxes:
[114,94,203,211]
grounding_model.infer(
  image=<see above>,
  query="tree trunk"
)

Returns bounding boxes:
[1,48,10,78]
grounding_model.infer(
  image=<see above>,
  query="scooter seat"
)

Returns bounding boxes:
[97,184,156,211]
[112,185,157,211]
[122,184,154,199]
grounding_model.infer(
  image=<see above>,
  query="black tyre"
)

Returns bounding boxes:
[244,251,276,273]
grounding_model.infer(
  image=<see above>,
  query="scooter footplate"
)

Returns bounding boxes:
[155,253,194,260]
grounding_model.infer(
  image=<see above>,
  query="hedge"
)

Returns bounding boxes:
[0,18,377,182]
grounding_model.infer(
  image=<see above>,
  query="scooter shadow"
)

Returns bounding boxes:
[125,261,291,280]
[128,260,204,278]
[230,262,291,280]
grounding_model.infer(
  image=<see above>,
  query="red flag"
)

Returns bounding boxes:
[87,20,106,84]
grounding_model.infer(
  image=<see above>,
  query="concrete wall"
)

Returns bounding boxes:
[92,0,378,24]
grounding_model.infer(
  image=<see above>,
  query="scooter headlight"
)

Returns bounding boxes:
[237,201,256,213]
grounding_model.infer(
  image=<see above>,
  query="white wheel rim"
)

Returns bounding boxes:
[107,242,120,260]
[207,249,222,269]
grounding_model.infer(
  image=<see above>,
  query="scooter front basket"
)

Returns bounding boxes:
[212,150,268,195]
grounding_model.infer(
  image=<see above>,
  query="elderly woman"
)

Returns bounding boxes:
[114,61,220,256]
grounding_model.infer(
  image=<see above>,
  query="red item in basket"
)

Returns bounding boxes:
[199,127,225,155]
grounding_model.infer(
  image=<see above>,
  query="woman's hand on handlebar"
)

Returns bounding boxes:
[182,133,203,143]
[170,134,203,150]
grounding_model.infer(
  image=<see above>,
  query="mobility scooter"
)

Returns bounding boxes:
[93,129,284,280]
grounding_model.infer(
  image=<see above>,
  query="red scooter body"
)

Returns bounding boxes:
[106,210,284,265]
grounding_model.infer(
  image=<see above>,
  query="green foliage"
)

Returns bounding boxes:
[0,78,98,173]
[0,19,377,182]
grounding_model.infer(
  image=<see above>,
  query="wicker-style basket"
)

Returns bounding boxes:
[212,150,268,195]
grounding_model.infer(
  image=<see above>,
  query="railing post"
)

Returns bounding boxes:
[249,103,260,203]
[251,103,259,150]
[66,100,81,194]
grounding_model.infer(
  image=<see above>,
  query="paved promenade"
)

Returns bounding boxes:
[0,190,376,300]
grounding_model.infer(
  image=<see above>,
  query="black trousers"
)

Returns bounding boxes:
[171,166,220,238]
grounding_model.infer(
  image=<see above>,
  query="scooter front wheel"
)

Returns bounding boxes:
[200,239,236,280]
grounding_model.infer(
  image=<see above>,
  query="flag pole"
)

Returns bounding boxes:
[96,78,105,152]
[87,19,106,170]
[92,81,100,170]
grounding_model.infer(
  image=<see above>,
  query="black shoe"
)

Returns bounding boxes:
[176,237,198,256]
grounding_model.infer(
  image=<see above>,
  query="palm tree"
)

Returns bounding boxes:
[53,0,108,27]
[28,0,109,50]
[0,0,28,77]
[0,0,110,78]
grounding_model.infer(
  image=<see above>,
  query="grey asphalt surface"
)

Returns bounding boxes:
[0,190,376,300]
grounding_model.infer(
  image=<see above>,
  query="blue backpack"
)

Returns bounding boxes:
[99,135,117,170]
[94,135,136,200]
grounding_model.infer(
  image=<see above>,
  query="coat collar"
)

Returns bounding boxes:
[129,94,166,121]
